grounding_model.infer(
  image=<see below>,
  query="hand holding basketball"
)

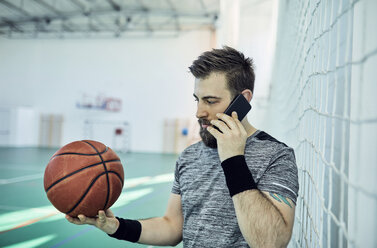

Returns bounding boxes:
[65,209,119,234]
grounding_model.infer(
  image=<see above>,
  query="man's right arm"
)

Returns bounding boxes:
[66,193,183,246]
[138,193,183,246]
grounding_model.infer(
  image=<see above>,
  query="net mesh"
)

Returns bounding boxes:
[266,0,377,247]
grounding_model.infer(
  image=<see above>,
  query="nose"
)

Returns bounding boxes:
[196,101,208,119]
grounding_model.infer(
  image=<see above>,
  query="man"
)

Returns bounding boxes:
[66,46,299,247]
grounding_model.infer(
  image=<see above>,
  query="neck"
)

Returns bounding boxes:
[241,119,258,137]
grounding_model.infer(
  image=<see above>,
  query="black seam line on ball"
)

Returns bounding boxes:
[65,171,122,215]
[82,141,111,211]
[45,159,121,192]
[51,147,109,160]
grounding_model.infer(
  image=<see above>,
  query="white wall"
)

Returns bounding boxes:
[0,30,211,152]
[0,0,279,152]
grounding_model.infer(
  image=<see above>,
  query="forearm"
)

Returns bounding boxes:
[138,217,182,246]
[233,190,290,248]
[108,216,182,246]
[221,155,291,247]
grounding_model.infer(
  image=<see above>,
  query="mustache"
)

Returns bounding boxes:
[198,118,211,126]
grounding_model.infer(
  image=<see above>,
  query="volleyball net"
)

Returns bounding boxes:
[266,0,377,247]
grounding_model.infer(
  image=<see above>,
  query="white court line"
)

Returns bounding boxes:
[0,173,43,185]
[0,172,174,186]
[0,166,42,172]
[0,205,30,211]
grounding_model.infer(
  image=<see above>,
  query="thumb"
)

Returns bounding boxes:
[105,208,115,218]
[98,211,107,224]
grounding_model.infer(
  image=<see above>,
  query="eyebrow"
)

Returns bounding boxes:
[193,93,221,100]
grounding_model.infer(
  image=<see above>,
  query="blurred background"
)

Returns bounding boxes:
[0,0,376,247]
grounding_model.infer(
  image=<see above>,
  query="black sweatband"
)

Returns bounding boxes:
[221,155,257,197]
[108,217,142,243]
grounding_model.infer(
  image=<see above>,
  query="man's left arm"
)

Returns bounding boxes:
[220,153,295,247]
[232,189,295,248]
[208,112,296,248]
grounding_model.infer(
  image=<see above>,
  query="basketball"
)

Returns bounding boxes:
[44,140,124,217]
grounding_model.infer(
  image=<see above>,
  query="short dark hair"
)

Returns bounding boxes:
[188,46,255,98]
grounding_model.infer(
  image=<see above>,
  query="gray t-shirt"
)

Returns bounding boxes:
[172,130,299,248]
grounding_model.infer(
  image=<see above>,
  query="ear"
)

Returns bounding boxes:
[241,89,253,102]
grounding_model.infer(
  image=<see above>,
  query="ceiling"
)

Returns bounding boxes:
[0,0,219,39]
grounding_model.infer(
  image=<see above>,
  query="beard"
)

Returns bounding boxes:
[198,119,218,148]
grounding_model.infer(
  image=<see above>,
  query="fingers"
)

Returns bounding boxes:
[232,112,247,135]
[105,209,115,218]
[207,125,221,139]
[66,215,84,225]
[210,119,228,133]
[66,210,114,227]
[209,112,247,139]
[212,112,240,132]
[77,214,97,225]
[65,215,75,223]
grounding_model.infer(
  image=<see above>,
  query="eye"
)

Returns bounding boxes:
[206,100,217,105]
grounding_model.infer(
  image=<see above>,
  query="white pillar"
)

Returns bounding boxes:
[216,0,240,48]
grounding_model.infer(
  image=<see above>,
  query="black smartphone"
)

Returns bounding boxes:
[223,94,252,121]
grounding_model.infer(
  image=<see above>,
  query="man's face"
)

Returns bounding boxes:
[194,73,233,148]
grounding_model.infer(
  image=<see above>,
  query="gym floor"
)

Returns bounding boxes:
[0,147,182,248]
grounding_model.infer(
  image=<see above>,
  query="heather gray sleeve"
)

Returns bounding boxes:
[171,160,181,195]
[257,147,299,204]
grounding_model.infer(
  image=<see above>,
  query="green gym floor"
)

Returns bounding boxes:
[0,147,182,248]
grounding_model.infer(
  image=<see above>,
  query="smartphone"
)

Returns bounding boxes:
[223,94,252,121]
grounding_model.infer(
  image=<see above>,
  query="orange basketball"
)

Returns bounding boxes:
[44,140,124,217]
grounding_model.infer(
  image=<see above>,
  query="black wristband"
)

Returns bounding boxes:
[108,217,142,243]
[221,155,257,197]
